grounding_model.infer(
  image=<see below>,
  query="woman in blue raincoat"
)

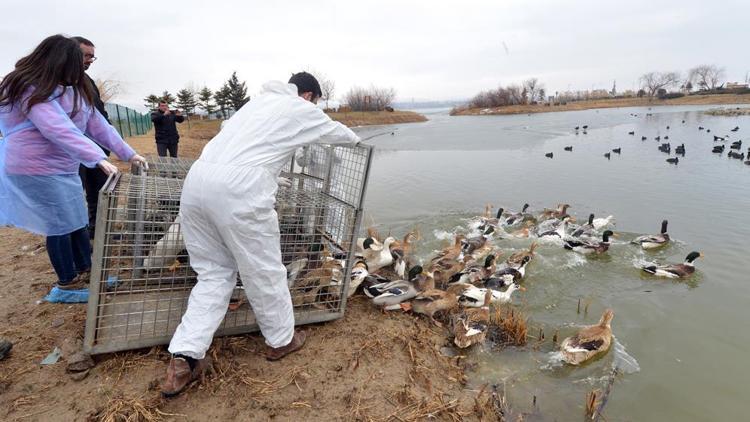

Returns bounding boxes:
[0,35,147,290]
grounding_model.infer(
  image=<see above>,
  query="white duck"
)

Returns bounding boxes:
[458,283,524,307]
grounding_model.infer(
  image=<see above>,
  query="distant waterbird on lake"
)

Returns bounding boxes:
[699,126,705,130]
[664,135,669,140]
[604,152,611,160]
[655,135,661,141]
[612,147,621,154]
[666,157,679,164]
[731,126,739,132]
[628,131,635,135]
[714,135,725,142]
[641,136,647,141]
[675,144,685,155]
[658,143,670,153]
[545,152,553,158]
[666,125,670,130]
[712,145,725,153]
[707,129,711,133]
[730,140,742,150]
[582,125,588,130]
[564,146,573,151]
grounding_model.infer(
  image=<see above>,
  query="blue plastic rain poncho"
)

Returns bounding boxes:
[0,86,135,236]
[168,81,360,358]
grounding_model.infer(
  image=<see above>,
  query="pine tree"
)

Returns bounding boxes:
[226,72,249,110]
[176,88,198,115]
[160,90,176,106]
[214,84,232,119]
[198,87,215,117]
[144,94,160,110]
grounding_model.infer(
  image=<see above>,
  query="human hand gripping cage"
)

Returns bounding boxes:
[84,144,373,354]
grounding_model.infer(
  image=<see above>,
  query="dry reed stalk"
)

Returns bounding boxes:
[585,389,599,420]
[488,305,528,347]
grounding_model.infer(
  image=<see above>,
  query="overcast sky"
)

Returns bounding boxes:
[1,0,747,110]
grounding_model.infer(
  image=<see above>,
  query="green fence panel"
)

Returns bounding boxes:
[103,102,152,138]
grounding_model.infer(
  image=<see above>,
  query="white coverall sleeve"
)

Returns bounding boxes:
[295,104,360,145]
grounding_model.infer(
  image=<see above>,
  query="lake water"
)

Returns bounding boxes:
[356,104,750,421]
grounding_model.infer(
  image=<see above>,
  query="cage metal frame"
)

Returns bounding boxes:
[84,144,373,354]
[130,154,195,179]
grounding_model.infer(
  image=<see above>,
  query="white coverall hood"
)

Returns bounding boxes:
[168,80,360,358]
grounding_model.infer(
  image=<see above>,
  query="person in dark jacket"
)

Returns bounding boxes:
[73,36,110,239]
[151,102,184,157]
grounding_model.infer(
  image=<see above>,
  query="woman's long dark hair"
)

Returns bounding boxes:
[0,34,94,117]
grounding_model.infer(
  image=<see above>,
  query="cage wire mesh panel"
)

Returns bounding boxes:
[130,155,195,179]
[85,143,372,354]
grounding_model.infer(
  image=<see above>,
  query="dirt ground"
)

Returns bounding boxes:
[0,118,509,421]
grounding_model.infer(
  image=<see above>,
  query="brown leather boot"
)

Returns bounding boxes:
[266,331,307,361]
[161,356,211,398]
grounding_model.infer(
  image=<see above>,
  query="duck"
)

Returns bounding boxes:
[675,144,685,155]
[572,214,595,237]
[407,283,472,326]
[506,242,538,267]
[564,146,573,151]
[639,251,703,278]
[537,217,570,238]
[475,207,505,232]
[450,254,497,285]
[368,280,418,310]
[539,203,571,221]
[429,235,465,268]
[461,226,495,256]
[628,131,635,135]
[459,283,524,307]
[666,157,679,165]
[592,215,614,230]
[504,203,534,226]
[631,220,670,249]
[545,152,554,158]
[451,289,492,348]
[604,152,611,160]
[712,145,725,153]
[357,235,397,273]
[490,255,532,286]
[641,136,648,141]
[731,126,739,132]
[347,260,369,297]
[560,309,614,365]
[386,231,419,278]
[612,147,621,154]
[563,230,615,254]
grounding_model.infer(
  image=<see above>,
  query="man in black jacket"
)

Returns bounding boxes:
[73,36,110,239]
[151,103,185,157]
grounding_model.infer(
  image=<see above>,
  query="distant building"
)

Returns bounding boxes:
[726,82,749,90]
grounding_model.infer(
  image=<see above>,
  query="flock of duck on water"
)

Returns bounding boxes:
[347,203,703,365]
[544,118,748,166]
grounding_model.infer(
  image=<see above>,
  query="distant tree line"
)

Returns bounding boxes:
[466,78,546,109]
[461,63,745,110]
[143,71,249,118]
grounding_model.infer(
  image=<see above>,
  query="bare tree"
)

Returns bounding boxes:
[639,71,680,97]
[344,85,396,111]
[523,78,543,103]
[95,78,124,102]
[688,64,725,90]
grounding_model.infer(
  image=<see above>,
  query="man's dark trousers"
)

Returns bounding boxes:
[157,143,179,158]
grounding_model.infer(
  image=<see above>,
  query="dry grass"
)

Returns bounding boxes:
[453,93,750,116]
[487,305,528,347]
[704,107,750,116]
[326,110,427,127]
[86,392,183,422]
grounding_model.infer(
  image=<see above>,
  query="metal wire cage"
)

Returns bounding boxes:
[130,155,195,179]
[84,143,373,354]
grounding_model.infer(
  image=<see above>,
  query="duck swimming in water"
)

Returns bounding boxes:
[631,220,670,249]
[638,251,703,279]
[560,309,614,365]
[563,230,615,254]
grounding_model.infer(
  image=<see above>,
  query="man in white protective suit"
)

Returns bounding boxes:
[162,72,360,397]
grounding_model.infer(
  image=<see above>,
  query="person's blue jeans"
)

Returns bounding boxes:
[46,227,91,284]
